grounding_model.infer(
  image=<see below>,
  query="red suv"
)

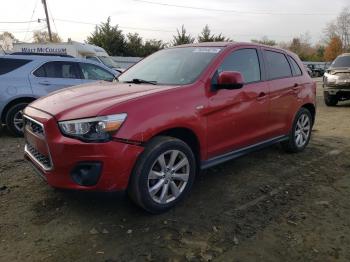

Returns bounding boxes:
[24,42,316,213]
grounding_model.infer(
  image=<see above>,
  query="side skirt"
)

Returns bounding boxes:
[201,135,289,170]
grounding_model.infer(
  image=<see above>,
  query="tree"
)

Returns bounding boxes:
[172,25,195,46]
[336,7,350,50]
[324,36,343,61]
[251,36,276,46]
[198,25,215,42]
[87,17,126,56]
[287,33,316,61]
[33,30,62,43]
[198,25,230,42]
[213,33,230,42]
[142,39,166,56]
[125,33,143,56]
[0,32,18,51]
[323,7,350,51]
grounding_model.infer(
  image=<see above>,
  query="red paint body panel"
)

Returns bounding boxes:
[23,42,316,191]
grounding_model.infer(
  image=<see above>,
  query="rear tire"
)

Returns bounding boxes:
[5,103,28,137]
[324,91,338,106]
[128,136,196,213]
[281,108,312,153]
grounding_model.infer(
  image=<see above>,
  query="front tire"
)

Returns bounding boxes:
[324,91,338,106]
[5,103,28,136]
[128,136,196,213]
[281,108,312,153]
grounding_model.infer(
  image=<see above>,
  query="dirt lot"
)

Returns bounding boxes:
[1,79,350,262]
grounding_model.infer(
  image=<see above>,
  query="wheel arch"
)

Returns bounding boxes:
[301,103,316,125]
[1,97,36,123]
[149,127,202,168]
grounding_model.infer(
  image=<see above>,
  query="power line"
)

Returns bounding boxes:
[47,0,59,37]
[0,20,38,24]
[54,18,175,32]
[131,0,338,16]
[24,0,39,41]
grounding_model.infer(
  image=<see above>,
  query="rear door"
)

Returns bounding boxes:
[206,47,271,158]
[29,61,82,96]
[262,49,297,137]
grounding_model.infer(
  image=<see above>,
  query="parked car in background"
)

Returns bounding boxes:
[23,42,316,213]
[0,54,119,136]
[308,64,325,77]
[323,53,350,106]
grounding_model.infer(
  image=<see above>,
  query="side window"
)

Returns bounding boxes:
[288,56,302,76]
[219,49,261,83]
[33,61,79,79]
[79,63,114,81]
[0,58,31,75]
[265,50,292,79]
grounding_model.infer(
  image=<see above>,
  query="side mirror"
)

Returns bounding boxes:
[213,71,244,90]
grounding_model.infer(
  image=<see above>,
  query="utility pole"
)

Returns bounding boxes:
[41,0,53,42]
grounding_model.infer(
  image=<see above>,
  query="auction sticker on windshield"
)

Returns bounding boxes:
[193,48,222,53]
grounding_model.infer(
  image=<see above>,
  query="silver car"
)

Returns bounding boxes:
[0,54,119,136]
[323,53,350,106]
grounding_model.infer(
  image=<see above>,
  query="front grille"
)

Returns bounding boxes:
[24,115,53,171]
[25,117,44,136]
[25,144,52,170]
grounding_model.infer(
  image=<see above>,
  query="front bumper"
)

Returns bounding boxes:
[23,106,144,191]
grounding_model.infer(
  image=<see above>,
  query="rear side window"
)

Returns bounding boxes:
[265,51,292,79]
[288,56,302,76]
[79,63,114,81]
[219,48,261,83]
[0,58,31,75]
[34,61,80,79]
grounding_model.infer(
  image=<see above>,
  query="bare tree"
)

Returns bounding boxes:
[323,7,350,51]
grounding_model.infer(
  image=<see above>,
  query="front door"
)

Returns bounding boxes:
[206,48,270,158]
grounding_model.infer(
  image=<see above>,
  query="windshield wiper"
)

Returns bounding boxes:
[125,78,158,85]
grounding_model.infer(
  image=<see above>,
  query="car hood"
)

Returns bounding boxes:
[29,81,175,120]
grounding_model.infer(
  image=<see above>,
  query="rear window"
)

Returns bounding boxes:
[0,58,31,75]
[265,51,292,79]
[288,56,302,76]
[331,55,350,68]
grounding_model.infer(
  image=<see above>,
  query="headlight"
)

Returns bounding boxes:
[58,114,127,142]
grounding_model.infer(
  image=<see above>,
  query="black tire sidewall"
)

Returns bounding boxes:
[5,103,28,136]
[324,91,338,106]
[130,137,196,213]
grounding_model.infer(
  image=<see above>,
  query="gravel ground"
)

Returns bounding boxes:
[1,79,350,262]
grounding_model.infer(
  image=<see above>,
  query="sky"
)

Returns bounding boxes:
[0,0,349,45]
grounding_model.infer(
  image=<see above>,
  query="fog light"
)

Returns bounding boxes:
[70,162,102,186]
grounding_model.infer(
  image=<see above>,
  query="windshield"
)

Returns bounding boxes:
[118,47,222,85]
[331,55,350,68]
[98,56,119,68]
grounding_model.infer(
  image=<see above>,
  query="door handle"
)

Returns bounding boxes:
[292,83,300,93]
[256,92,267,101]
[39,81,50,86]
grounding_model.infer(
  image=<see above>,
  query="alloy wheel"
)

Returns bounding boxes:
[294,113,311,148]
[147,150,190,204]
[13,110,24,133]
